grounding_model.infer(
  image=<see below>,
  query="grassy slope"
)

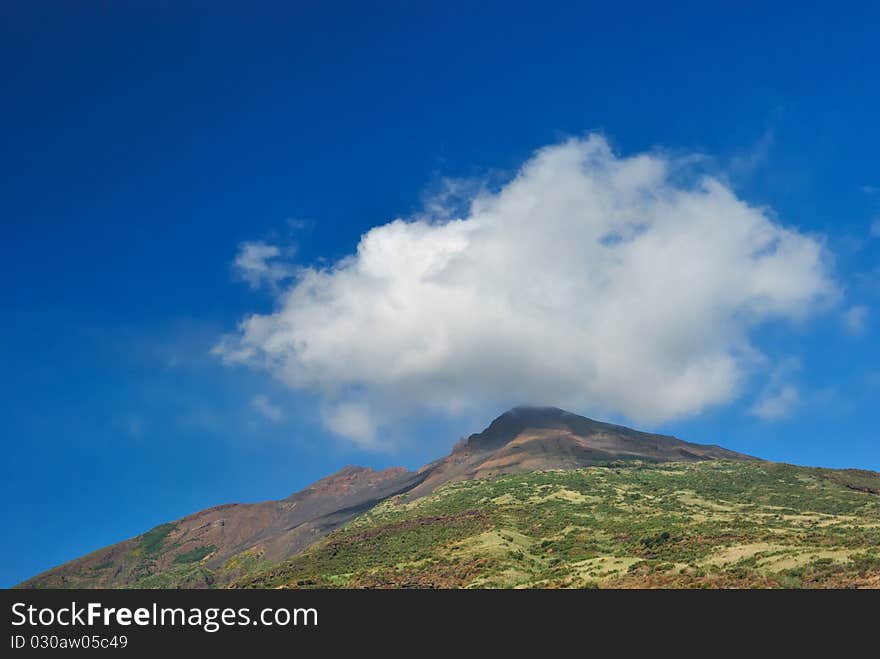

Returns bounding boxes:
[235,461,880,589]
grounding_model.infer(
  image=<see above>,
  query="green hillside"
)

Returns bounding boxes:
[235,460,880,589]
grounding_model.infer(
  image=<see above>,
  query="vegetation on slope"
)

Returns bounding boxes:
[235,461,880,589]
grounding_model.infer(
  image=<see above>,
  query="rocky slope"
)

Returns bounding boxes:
[19,466,425,588]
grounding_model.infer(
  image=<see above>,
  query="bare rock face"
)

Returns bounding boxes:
[18,407,752,588]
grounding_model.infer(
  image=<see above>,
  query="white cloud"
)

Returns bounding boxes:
[750,385,799,421]
[251,394,282,422]
[843,305,868,336]
[233,241,294,290]
[215,136,837,445]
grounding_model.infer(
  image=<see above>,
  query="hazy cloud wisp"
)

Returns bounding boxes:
[843,305,868,336]
[251,394,283,422]
[233,241,294,291]
[750,385,800,421]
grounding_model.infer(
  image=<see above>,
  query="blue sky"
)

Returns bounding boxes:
[2,2,878,587]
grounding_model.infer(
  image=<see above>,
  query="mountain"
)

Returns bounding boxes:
[18,407,880,589]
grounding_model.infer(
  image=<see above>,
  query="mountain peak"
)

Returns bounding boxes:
[462,405,750,461]
[401,406,752,500]
[496,405,584,424]
[467,405,598,450]
[499,405,573,418]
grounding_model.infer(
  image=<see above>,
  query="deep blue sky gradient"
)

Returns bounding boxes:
[2,2,878,587]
